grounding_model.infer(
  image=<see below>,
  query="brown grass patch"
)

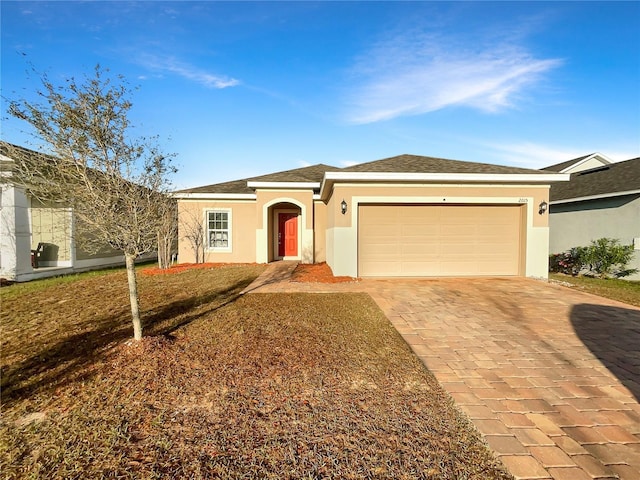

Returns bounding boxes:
[1,267,511,479]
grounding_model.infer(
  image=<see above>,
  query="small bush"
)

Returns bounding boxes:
[549,247,586,276]
[550,238,638,279]
[582,238,638,278]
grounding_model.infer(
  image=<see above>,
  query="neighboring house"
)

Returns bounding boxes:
[543,153,640,280]
[0,141,139,282]
[175,154,568,278]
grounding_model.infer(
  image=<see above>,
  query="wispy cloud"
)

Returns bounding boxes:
[481,141,638,169]
[339,159,360,167]
[138,54,239,89]
[483,142,586,169]
[345,31,562,124]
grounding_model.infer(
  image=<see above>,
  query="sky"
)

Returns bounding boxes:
[1,1,639,190]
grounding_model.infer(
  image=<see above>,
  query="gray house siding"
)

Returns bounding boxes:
[549,193,640,280]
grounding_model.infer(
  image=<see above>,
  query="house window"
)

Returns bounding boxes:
[207,210,231,251]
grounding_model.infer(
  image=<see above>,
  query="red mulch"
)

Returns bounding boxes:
[141,263,258,276]
[291,262,358,283]
[143,262,358,284]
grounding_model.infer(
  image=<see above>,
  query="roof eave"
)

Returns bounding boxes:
[550,189,640,205]
[319,172,570,200]
[173,192,257,200]
[558,152,612,173]
[246,181,321,189]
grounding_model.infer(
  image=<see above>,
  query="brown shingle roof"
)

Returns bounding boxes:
[541,154,593,172]
[176,163,340,194]
[342,154,547,175]
[249,163,340,183]
[177,178,255,195]
[550,157,640,202]
[178,154,556,194]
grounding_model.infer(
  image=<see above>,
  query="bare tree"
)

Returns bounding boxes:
[180,209,205,264]
[3,65,175,340]
[157,197,178,270]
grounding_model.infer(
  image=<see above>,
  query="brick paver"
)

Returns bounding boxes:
[249,265,640,479]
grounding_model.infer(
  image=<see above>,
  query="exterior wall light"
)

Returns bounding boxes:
[340,199,347,215]
[538,200,548,215]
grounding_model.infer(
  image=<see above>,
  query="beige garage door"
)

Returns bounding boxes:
[358,204,523,277]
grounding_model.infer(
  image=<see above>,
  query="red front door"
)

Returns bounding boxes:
[278,213,298,257]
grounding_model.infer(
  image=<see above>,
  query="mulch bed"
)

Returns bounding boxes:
[143,261,358,284]
[291,262,359,283]
[141,262,258,276]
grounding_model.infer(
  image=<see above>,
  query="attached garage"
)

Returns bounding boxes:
[358,204,524,277]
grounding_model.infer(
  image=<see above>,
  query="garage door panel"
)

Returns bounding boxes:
[359,205,521,277]
[401,208,439,220]
[360,261,401,276]
[477,224,513,235]
[402,235,440,246]
[440,224,477,236]
[401,224,441,235]
[401,262,441,275]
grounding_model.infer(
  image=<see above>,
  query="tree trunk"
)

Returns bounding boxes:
[125,253,143,340]
[158,232,166,269]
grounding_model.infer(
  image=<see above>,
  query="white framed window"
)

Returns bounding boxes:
[206,209,232,251]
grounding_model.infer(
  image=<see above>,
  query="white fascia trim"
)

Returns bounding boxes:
[550,189,640,205]
[320,172,569,199]
[312,194,321,200]
[247,181,320,189]
[559,152,612,173]
[173,192,257,200]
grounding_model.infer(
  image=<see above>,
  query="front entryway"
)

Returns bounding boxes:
[278,213,298,258]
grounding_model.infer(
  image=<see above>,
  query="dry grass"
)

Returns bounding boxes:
[550,273,640,307]
[1,266,511,479]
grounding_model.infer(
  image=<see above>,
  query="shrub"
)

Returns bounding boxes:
[581,238,638,278]
[549,247,586,276]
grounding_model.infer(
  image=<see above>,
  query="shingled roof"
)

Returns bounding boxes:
[541,154,593,173]
[249,163,340,183]
[178,154,555,195]
[342,154,548,175]
[176,163,339,194]
[177,178,255,195]
[550,157,640,202]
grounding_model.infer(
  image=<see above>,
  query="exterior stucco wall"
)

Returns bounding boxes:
[325,183,551,279]
[178,200,257,264]
[75,244,123,261]
[549,194,640,280]
[313,200,327,263]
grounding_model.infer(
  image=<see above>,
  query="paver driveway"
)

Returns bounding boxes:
[249,267,640,480]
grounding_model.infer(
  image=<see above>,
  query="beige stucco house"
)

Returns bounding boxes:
[544,153,640,280]
[176,154,568,279]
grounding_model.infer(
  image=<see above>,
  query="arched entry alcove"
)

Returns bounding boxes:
[256,197,313,264]
[269,201,301,261]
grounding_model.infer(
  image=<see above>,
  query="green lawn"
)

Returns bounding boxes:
[550,273,640,307]
[1,266,511,479]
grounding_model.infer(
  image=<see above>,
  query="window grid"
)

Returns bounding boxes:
[207,211,230,249]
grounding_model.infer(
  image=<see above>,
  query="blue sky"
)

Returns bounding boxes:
[2,1,639,189]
